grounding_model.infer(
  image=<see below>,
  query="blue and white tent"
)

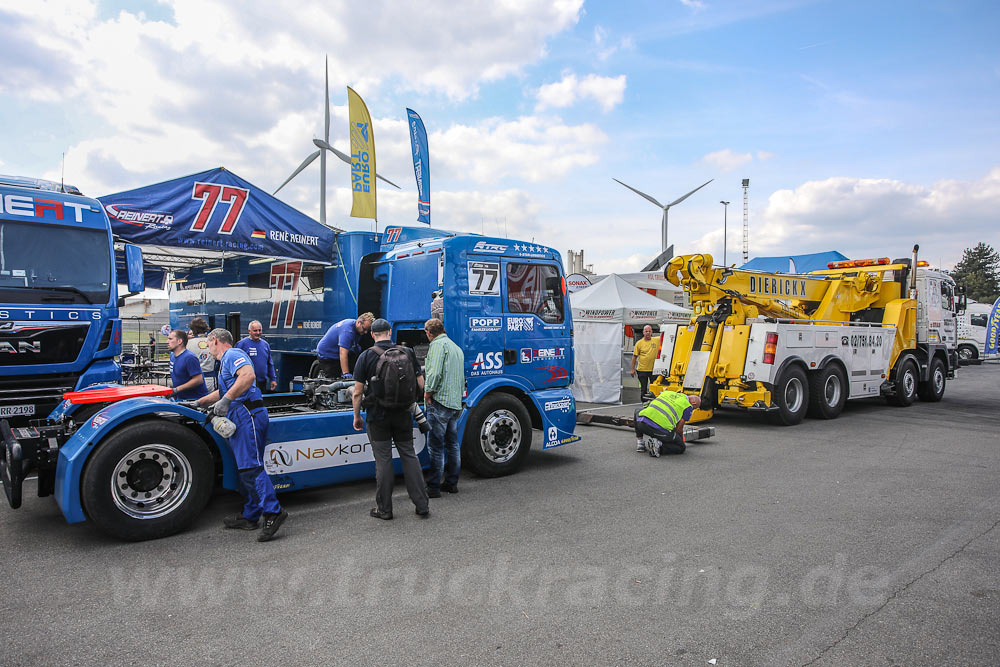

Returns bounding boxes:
[100,168,338,269]
[740,251,848,274]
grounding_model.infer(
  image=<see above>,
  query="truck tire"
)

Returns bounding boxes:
[957,344,979,361]
[81,420,214,541]
[462,393,532,478]
[886,359,918,407]
[917,357,946,402]
[768,365,809,426]
[807,365,847,419]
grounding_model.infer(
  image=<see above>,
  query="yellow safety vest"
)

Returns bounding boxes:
[638,391,691,431]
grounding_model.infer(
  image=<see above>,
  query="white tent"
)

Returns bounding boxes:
[570,274,691,403]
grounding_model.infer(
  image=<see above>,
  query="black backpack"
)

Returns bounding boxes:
[366,345,417,410]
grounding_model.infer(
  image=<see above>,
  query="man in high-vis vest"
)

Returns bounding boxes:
[634,391,701,457]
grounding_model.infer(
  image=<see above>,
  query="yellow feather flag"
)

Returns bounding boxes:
[347,86,377,219]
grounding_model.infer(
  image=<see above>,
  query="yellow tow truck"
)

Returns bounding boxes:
[649,245,960,425]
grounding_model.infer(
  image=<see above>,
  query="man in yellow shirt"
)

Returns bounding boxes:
[630,325,658,399]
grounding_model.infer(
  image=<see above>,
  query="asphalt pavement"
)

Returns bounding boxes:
[1,365,998,666]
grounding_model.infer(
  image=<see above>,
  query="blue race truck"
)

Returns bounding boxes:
[0,176,144,426]
[1,225,580,540]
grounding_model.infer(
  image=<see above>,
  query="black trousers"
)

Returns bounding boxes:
[318,350,359,378]
[633,410,686,455]
[636,371,653,396]
[366,409,429,513]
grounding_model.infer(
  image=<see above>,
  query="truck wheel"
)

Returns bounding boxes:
[462,393,532,478]
[807,365,847,419]
[768,366,809,426]
[957,344,979,361]
[81,420,214,541]
[917,357,946,402]
[886,359,918,407]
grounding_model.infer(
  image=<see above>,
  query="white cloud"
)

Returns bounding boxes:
[680,0,707,9]
[593,26,634,61]
[756,150,775,161]
[432,116,607,183]
[688,168,1000,268]
[535,72,627,112]
[700,149,753,172]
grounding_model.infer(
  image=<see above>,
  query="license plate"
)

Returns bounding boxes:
[0,405,34,418]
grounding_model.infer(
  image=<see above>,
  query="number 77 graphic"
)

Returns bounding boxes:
[270,261,302,328]
[190,182,249,234]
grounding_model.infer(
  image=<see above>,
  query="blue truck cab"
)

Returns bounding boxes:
[172,225,581,476]
[0,176,144,425]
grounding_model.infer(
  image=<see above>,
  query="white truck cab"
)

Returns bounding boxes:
[914,268,958,350]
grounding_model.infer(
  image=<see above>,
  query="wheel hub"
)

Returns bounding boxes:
[480,409,521,464]
[111,444,193,519]
[785,378,804,413]
[824,374,842,406]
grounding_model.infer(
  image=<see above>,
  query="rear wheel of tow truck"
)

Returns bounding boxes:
[917,357,946,402]
[807,365,847,419]
[462,393,532,478]
[81,421,214,541]
[886,359,918,407]
[957,344,978,361]
[768,365,809,426]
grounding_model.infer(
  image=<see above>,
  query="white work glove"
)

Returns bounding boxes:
[211,396,232,416]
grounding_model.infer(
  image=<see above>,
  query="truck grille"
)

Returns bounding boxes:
[0,372,81,424]
[0,323,90,366]
[0,372,80,403]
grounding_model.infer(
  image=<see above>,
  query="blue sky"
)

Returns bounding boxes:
[2,0,998,271]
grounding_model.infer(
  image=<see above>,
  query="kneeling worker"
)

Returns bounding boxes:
[634,392,701,457]
[186,328,288,542]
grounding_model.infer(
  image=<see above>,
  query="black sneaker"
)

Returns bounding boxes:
[415,507,430,519]
[440,483,459,494]
[223,514,259,530]
[370,507,393,520]
[257,510,288,542]
[426,488,442,499]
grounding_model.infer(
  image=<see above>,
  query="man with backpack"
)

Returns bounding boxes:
[352,318,430,520]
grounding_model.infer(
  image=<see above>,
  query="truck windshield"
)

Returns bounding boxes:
[0,219,111,305]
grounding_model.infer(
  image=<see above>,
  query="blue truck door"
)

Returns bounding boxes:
[501,260,572,388]
[459,251,506,389]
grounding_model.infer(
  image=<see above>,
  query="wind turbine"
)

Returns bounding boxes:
[613,177,713,253]
[274,57,400,225]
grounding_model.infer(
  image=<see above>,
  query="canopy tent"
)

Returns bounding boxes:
[100,167,340,273]
[740,251,847,274]
[570,274,691,403]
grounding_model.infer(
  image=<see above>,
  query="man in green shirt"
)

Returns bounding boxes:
[422,318,465,497]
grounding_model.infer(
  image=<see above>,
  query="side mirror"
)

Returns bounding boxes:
[956,286,967,315]
[125,244,145,294]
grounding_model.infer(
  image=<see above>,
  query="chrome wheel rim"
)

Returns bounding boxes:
[784,377,804,413]
[824,373,842,407]
[479,409,521,464]
[958,347,973,360]
[110,444,193,519]
[903,367,916,397]
[933,367,945,393]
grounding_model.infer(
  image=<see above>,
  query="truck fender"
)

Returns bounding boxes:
[54,397,236,524]
[769,356,808,388]
[456,379,580,450]
[890,351,920,380]
[816,355,848,375]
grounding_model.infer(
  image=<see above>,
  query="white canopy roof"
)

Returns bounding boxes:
[570,273,690,323]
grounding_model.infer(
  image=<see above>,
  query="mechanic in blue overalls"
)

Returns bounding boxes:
[191,328,288,542]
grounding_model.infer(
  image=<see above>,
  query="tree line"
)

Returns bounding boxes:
[951,242,1000,305]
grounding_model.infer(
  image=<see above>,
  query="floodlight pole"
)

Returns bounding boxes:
[720,201,730,266]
